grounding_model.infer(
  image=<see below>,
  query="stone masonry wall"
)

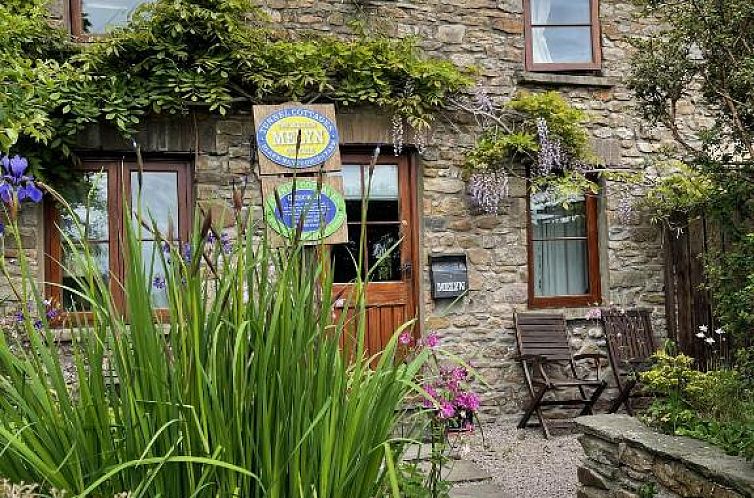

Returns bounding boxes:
[576,415,754,498]
[25,0,712,418]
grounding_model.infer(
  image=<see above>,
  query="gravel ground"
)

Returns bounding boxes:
[449,418,583,497]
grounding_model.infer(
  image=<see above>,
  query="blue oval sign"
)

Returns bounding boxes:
[257,108,339,169]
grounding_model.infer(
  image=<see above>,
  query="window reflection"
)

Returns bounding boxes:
[80,0,152,34]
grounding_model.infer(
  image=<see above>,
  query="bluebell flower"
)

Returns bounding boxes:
[153,275,166,290]
[220,232,232,254]
[33,319,43,330]
[182,243,192,263]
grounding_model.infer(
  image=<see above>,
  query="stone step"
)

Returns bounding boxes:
[450,482,508,498]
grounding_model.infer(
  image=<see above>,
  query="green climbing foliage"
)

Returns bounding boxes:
[0,0,473,185]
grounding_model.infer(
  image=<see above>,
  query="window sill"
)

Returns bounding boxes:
[517,71,617,88]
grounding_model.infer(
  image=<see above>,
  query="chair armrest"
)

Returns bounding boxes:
[514,354,550,364]
[573,353,607,361]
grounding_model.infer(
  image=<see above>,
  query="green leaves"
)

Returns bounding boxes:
[0,0,471,185]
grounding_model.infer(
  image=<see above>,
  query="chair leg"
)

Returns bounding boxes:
[579,381,607,416]
[609,379,636,415]
[519,385,548,433]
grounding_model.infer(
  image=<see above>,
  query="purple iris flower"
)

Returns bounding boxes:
[0,154,43,204]
[18,184,43,203]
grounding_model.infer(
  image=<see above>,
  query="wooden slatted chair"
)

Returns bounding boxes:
[600,307,657,415]
[514,311,607,438]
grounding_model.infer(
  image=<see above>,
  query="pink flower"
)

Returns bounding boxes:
[451,367,468,381]
[439,401,456,419]
[424,332,440,348]
[455,392,481,412]
[399,331,412,345]
[422,384,438,408]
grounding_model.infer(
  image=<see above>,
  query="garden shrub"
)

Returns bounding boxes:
[641,350,754,460]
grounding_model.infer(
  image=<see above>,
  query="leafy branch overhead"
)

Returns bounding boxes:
[0,0,472,182]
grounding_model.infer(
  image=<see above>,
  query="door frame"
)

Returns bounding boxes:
[334,147,422,340]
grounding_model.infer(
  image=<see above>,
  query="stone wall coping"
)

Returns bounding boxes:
[576,414,754,495]
[516,71,618,88]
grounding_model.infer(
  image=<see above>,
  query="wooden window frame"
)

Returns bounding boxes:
[69,0,147,40]
[523,0,602,72]
[526,191,602,308]
[45,158,192,321]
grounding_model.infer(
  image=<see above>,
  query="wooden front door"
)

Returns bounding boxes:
[331,153,419,358]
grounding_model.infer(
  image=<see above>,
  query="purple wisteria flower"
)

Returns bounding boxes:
[399,331,412,345]
[0,155,43,204]
[455,392,481,411]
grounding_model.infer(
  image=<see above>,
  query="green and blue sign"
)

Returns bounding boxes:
[264,180,346,241]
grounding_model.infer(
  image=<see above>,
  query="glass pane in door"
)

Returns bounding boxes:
[332,164,401,283]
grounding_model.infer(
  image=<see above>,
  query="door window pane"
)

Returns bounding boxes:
[531,195,590,297]
[334,164,402,284]
[531,27,594,64]
[131,171,179,239]
[80,0,153,34]
[60,172,109,242]
[368,225,401,282]
[62,242,110,311]
[531,0,591,25]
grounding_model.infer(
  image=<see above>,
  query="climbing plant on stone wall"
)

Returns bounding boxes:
[0,0,472,186]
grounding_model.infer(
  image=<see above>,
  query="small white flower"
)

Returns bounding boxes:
[696,332,706,339]
[699,325,708,333]
[705,337,715,345]
[715,328,725,335]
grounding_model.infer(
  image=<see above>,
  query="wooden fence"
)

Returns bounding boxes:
[663,216,733,369]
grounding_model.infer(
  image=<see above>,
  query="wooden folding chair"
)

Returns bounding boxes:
[600,307,657,415]
[514,311,607,438]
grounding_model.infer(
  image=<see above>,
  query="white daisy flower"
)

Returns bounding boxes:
[699,325,708,333]
[705,337,715,345]
[715,328,725,335]
[696,332,706,338]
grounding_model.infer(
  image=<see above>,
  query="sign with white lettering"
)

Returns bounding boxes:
[261,176,348,245]
[254,104,341,175]
[429,255,468,300]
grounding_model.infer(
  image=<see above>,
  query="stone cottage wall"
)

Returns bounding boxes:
[22,0,713,417]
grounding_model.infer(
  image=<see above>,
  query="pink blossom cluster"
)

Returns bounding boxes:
[422,364,480,421]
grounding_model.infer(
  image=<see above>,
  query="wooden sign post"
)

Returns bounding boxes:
[254,103,347,245]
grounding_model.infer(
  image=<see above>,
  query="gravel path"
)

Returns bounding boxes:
[449,418,583,497]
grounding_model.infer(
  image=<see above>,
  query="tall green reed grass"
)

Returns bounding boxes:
[0,165,428,497]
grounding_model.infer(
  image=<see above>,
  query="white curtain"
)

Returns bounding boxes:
[531,0,553,64]
[532,196,589,296]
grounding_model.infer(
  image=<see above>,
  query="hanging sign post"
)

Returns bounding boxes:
[261,176,348,245]
[254,104,341,175]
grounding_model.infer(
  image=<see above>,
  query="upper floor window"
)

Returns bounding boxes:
[523,0,602,72]
[70,0,152,38]
[527,191,601,308]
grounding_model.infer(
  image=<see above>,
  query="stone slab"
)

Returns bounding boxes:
[451,482,508,498]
